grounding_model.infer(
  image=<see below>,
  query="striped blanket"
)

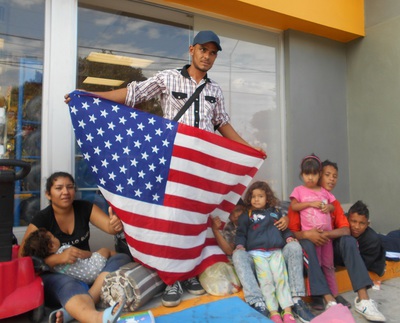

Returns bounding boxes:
[101,262,165,311]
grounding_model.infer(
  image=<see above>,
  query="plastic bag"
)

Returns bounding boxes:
[199,262,241,296]
[310,304,355,323]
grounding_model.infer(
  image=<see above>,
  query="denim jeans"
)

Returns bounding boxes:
[232,249,264,305]
[333,235,372,292]
[282,241,306,297]
[41,253,131,307]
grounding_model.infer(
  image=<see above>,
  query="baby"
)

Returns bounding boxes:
[22,227,115,284]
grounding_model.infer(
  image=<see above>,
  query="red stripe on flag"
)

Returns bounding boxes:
[116,207,208,236]
[167,169,246,196]
[172,144,259,176]
[163,194,217,214]
[218,199,238,214]
[177,123,265,159]
[125,234,208,260]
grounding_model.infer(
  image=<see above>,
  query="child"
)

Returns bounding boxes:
[22,227,116,303]
[235,181,296,323]
[289,154,338,307]
[211,201,269,317]
[211,199,246,260]
[347,200,386,276]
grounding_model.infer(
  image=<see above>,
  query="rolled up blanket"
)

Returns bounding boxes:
[101,262,166,311]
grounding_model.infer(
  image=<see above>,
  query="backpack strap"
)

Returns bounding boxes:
[173,82,207,122]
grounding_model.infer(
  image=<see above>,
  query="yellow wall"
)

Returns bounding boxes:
[154,0,364,42]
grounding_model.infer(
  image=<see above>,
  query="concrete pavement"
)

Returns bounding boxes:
[338,276,399,323]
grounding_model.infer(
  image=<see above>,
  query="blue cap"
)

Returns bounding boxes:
[192,30,222,51]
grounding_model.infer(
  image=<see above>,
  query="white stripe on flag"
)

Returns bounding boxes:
[127,244,225,273]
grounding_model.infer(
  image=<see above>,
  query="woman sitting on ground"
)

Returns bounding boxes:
[19,172,131,323]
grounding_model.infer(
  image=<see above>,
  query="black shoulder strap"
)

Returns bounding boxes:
[173,82,207,122]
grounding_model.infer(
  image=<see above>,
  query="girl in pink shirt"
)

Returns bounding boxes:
[290,154,338,305]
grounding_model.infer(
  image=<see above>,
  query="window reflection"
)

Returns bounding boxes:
[76,5,192,210]
[0,0,44,226]
[75,4,283,200]
[209,32,282,196]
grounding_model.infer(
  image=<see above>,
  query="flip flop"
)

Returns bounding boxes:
[335,295,352,308]
[103,295,127,323]
[48,307,73,323]
[310,295,325,310]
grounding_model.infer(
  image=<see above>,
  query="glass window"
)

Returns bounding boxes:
[0,0,45,226]
[76,4,193,210]
[194,17,283,196]
[76,2,284,203]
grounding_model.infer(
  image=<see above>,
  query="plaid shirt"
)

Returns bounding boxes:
[125,65,230,133]
[223,221,237,248]
[222,221,237,262]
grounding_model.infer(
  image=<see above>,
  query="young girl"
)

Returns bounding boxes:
[235,181,296,323]
[289,154,338,307]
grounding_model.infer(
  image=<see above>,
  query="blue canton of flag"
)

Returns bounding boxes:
[70,91,175,206]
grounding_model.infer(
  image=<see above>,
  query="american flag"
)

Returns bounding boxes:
[68,90,265,284]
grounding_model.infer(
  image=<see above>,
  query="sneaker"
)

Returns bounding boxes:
[325,301,337,309]
[161,282,183,307]
[335,295,351,308]
[182,277,205,295]
[282,313,296,323]
[250,301,269,317]
[310,296,325,310]
[270,314,283,323]
[292,300,315,323]
[354,297,386,322]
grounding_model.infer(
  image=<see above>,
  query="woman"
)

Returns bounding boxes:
[19,172,131,323]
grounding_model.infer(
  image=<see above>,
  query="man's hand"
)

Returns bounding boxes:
[305,228,330,246]
[309,201,323,209]
[275,216,288,231]
[253,146,267,159]
[64,93,71,104]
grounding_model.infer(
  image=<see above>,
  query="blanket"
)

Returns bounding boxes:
[101,262,165,311]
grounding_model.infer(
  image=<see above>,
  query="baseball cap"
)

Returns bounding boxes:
[192,30,222,51]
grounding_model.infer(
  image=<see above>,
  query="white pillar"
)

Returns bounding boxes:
[41,0,77,207]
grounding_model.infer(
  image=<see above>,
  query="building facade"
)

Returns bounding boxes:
[1,0,398,233]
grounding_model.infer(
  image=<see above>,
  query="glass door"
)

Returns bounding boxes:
[76,2,193,210]
[0,0,45,226]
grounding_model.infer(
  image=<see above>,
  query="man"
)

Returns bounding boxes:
[288,160,386,322]
[346,200,386,277]
[66,30,265,308]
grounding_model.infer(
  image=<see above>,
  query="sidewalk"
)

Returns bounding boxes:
[338,276,399,323]
[3,277,399,322]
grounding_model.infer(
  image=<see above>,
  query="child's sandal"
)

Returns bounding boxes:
[282,312,296,323]
[269,313,283,323]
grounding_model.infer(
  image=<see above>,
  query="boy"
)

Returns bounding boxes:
[347,200,386,276]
